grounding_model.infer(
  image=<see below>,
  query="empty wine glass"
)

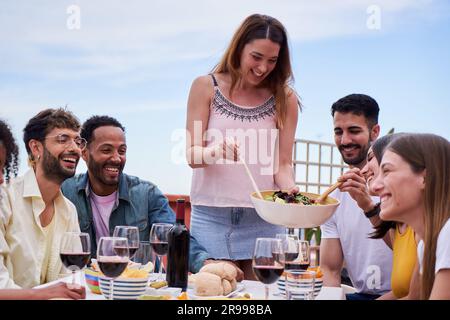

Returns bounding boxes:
[113,226,139,259]
[133,241,153,267]
[150,223,172,281]
[252,237,284,300]
[60,232,91,288]
[298,240,310,270]
[97,237,129,300]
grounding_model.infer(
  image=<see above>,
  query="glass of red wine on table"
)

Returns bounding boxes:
[97,237,130,300]
[149,223,172,281]
[252,238,285,300]
[113,226,139,259]
[59,232,91,288]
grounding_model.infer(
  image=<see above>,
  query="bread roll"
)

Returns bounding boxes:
[230,278,237,291]
[199,262,237,281]
[194,272,223,296]
[222,279,233,296]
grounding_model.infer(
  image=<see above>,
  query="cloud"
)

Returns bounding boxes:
[0,0,443,81]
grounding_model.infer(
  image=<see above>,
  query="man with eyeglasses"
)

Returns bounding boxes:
[0,108,86,298]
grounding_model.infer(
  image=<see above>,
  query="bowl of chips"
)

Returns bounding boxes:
[90,259,152,300]
[98,268,150,300]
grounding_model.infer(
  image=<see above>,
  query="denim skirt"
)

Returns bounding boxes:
[190,205,285,260]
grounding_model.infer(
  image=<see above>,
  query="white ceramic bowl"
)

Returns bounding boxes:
[99,276,149,300]
[250,191,340,228]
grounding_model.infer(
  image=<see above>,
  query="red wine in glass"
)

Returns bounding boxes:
[150,223,173,282]
[128,246,139,258]
[98,259,129,278]
[253,238,285,300]
[253,265,284,284]
[274,252,298,262]
[97,237,130,300]
[150,241,169,256]
[60,232,91,287]
[60,253,91,270]
[285,261,310,270]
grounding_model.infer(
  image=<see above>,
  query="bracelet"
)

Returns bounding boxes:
[364,202,381,218]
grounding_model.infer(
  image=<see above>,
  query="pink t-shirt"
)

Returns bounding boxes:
[190,75,279,208]
[90,191,117,243]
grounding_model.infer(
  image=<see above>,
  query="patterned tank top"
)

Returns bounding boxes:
[190,74,279,207]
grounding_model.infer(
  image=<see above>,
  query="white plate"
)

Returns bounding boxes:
[187,283,245,300]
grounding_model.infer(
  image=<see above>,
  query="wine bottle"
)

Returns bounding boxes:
[166,199,190,290]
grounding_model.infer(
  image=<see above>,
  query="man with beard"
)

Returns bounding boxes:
[0,108,86,299]
[320,94,392,300]
[61,116,244,277]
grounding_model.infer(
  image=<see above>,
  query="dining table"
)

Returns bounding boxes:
[36,271,346,300]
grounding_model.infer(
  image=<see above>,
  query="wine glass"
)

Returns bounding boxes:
[133,241,153,267]
[276,233,299,264]
[149,223,172,281]
[252,237,284,300]
[60,232,91,287]
[297,240,310,270]
[113,226,139,259]
[97,237,130,300]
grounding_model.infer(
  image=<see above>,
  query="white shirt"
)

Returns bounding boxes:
[320,189,392,294]
[0,169,81,289]
[417,218,450,274]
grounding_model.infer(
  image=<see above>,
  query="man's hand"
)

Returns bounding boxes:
[338,168,375,212]
[203,259,245,282]
[33,282,86,300]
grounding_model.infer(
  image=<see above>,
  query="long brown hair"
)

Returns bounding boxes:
[212,14,299,129]
[387,133,450,299]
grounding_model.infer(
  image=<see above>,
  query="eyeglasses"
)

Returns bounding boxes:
[45,134,87,150]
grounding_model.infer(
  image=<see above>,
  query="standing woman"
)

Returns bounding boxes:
[186,14,300,279]
[372,133,450,299]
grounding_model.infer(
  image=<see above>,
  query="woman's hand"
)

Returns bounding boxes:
[221,137,240,162]
[287,185,299,194]
[205,137,240,163]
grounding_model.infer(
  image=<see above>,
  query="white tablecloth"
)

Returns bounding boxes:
[37,271,345,300]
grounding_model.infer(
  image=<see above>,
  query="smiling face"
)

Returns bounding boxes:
[333,112,379,168]
[39,128,82,183]
[372,150,425,223]
[239,38,280,87]
[83,126,126,195]
[360,147,380,195]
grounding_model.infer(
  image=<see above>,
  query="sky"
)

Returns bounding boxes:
[1,0,449,194]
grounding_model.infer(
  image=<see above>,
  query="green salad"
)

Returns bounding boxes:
[264,191,318,205]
